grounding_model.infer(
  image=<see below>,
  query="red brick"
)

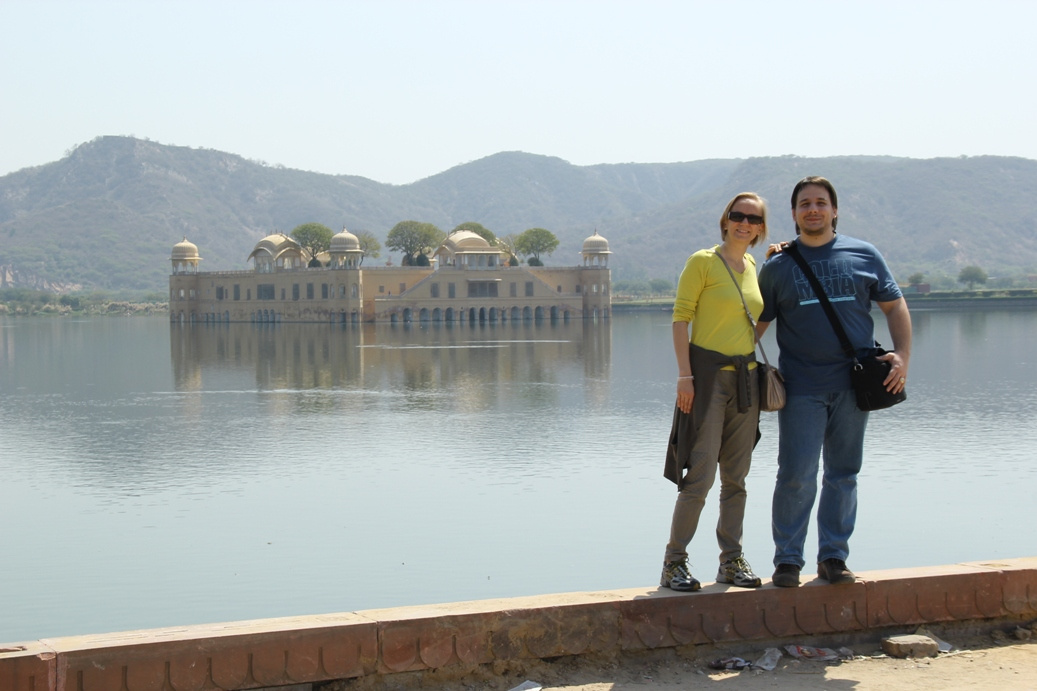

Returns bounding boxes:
[515,619,562,660]
[379,624,422,673]
[618,592,684,650]
[792,584,867,634]
[453,628,492,665]
[369,608,498,673]
[0,643,57,691]
[945,572,1004,620]
[317,626,378,679]
[727,598,770,640]
[5,562,1036,689]
[250,642,291,687]
[511,605,617,658]
[167,652,210,691]
[125,658,171,691]
[208,648,252,690]
[757,590,807,639]
[1002,570,1037,615]
[668,604,710,646]
[560,606,620,655]
[863,565,1005,627]
[69,661,124,691]
[281,640,320,682]
[694,588,764,642]
[417,626,459,669]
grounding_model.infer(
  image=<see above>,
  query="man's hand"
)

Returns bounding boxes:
[877,297,912,394]
[765,241,790,259]
[877,351,908,394]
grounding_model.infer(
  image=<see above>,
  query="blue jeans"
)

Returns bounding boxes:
[772,390,868,569]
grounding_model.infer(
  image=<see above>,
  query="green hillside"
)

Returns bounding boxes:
[1,136,1034,292]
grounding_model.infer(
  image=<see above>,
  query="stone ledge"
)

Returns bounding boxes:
[2,558,1035,691]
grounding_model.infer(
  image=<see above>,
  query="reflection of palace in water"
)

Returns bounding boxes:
[169,320,613,410]
[168,228,612,324]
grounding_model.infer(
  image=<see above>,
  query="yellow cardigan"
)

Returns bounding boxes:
[672,246,762,358]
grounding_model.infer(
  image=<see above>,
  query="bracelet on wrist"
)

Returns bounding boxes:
[678,375,694,380]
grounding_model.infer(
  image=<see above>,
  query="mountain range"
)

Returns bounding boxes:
[1,135,1034,293]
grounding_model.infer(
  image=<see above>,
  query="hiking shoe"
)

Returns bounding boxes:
[716,556,762,588]
[660,560,701,592]
[771,563,801,588]
[817,558,856,584]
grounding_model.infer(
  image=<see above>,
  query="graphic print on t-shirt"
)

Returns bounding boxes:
[793,258,856,305]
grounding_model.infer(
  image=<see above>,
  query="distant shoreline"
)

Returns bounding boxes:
[902,294,1037,310]
[612,291,1037,312]
[3,291,1037,318]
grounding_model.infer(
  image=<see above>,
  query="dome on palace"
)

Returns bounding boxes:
[582,231,611,254]
[331,227,360,252]
[248,233,302,262]
[171,237,199,261]
[442,230,492,252]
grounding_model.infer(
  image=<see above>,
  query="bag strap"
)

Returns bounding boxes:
[782,241,860,364]
[713,249,775,369]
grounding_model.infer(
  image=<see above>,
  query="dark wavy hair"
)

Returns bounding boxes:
[791,176,838,231]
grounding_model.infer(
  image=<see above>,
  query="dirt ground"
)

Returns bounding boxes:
[327,626,1037,690]
[522,637,1037,691]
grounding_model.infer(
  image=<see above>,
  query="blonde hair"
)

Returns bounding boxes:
[719,192,769,247]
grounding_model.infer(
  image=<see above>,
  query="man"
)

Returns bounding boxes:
[756,176,912,587]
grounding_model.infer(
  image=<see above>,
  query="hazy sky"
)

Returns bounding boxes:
[3,0,1034,185]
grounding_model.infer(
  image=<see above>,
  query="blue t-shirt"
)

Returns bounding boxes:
[758,235,903,395]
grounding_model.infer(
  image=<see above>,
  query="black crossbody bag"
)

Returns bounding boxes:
[783,242,906,411]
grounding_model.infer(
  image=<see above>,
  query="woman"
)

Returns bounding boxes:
[660,192,768,591]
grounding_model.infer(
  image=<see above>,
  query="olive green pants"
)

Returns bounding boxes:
[664,369,759,565]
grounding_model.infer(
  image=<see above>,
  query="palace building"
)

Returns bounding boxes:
[169,228,612,324]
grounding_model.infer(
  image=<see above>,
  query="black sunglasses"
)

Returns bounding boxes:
[728,211,765,225]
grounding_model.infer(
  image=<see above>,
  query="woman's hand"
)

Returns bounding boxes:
[676,377,695,414]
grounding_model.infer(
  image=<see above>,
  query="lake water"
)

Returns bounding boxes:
[1,308,1035,644]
